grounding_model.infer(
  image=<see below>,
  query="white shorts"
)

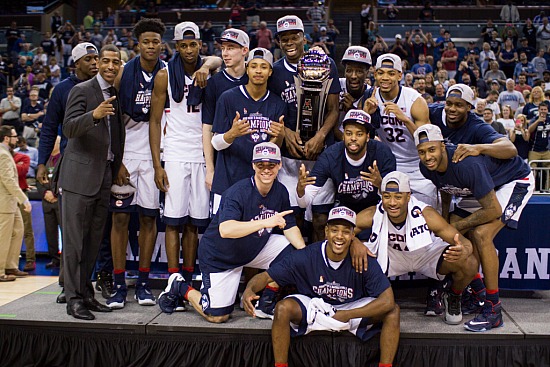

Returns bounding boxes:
[278,157,335,220]
[200,234,290,316]
[454,173,535,229]
[387,239,449,280]
[125,158,159,214]
[288,294,380,341]
[161,161,210,226]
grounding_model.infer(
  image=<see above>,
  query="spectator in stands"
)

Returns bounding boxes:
[51,12,63,34]
[433,83,446,103]
[543,70,550,91]
[411,53,433,80]
[497,104,516,132]
[434,69,449,90]
[479,42,496,77]
[307,1,326,23]
[0,87,22,134]
[514,52,536,85]
[502,25,519,49]
[244,1,261,27]
[537,17,550,52]
[370,35,388,64]
[481,19,498,44]
[200,20,216,55]
[483,107,506,135]
[441,42,458,80]
[19,44,34,67]
[90,26,104,50]
[522,86,544,119]
[408,30,429,64]
[83,10,94,30]
[515,72,533,94]
[486,89,502,117]
[523,19,538,50]
[144,1,158,19]
[118,5,136,26]
[534,11,546,26]
[425,73,435,95]
[485,60,507,88]
[498,78,526,113]
[228,0,242,25]
[516,38,536,61]
[389,34,408,61]
[33,47,48,68]
[248,21,259,49]
[489,31,501,55]
[255,21,273,51]
[20,88,44,147]
[105,7,116,28]
[32,70,53,101]
[326,19,340,45]
[510,114,530,160]
[474,69,489,98]
[527,101,550,190]
[14,136,37,179]
[59,21,76,67]
[436,29,452,53]
[418,1,435,22]
[5,22,20,63]
[500,1,520,24]
[360,3,373,45]
[473,98,486,117]
[318,27,335,55]
[383,3,399,22]
[41,32,55,58]
[456,61,476,87]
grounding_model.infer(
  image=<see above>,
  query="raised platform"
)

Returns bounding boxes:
[0,284,548,367]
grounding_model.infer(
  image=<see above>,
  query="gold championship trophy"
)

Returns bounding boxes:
[294,46,333,145]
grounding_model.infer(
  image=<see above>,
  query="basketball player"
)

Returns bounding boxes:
[149,21,221,295]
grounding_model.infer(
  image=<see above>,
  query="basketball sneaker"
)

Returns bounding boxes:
[255,287,278,319]
[424,286,444,316]
[106,284,127,309]
[461,285,486,315]
[464,301,504,332]
[134,282,156,306]
[443,292,462,325]
[158,273,185,314]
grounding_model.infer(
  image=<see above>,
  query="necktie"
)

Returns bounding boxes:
[108,86,121,158]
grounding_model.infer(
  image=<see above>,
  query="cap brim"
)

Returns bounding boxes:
[342,119,373,130]
[215,37,243,46]
[252,158,280,164]
[327,218,355,227]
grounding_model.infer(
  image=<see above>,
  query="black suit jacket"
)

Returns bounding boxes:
[59,76,125,196]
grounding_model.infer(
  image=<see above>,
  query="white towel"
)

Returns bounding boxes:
[307,298,350,332]
[366,196,432,273]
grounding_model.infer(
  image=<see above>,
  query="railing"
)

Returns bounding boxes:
[529,160,550,194]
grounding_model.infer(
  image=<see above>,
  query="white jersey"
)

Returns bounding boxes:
[123,62,167,160]
[374,86,421,173]
[163,68,205,163]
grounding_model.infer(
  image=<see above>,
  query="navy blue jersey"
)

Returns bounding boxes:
[199,177,296,272]
[21,102,44,127]
[429,105,504,144]
[119,56,165,122]
[529,115,550,152]
[268,56,341,133]
[202,69,249,125]
[38,74,81,165]
[268,241,390,306]
[211,85,287,195]
[310,140,396,213]
[420,145,531,200]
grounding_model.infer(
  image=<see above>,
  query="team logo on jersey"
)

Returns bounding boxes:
[313,281,354,303]
[248,114,271,143]
[254,205,277,236]
[440,184,473,197]
[338,177,374,199]
[504,203,517,221]
[201,293,210,312]
[135,88,152,114]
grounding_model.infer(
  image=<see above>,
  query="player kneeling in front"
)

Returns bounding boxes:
[356,171,479,325]
[157,142,306,322]
[243,207,400,367]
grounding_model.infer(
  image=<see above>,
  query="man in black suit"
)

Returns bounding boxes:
[59,44,125,320]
